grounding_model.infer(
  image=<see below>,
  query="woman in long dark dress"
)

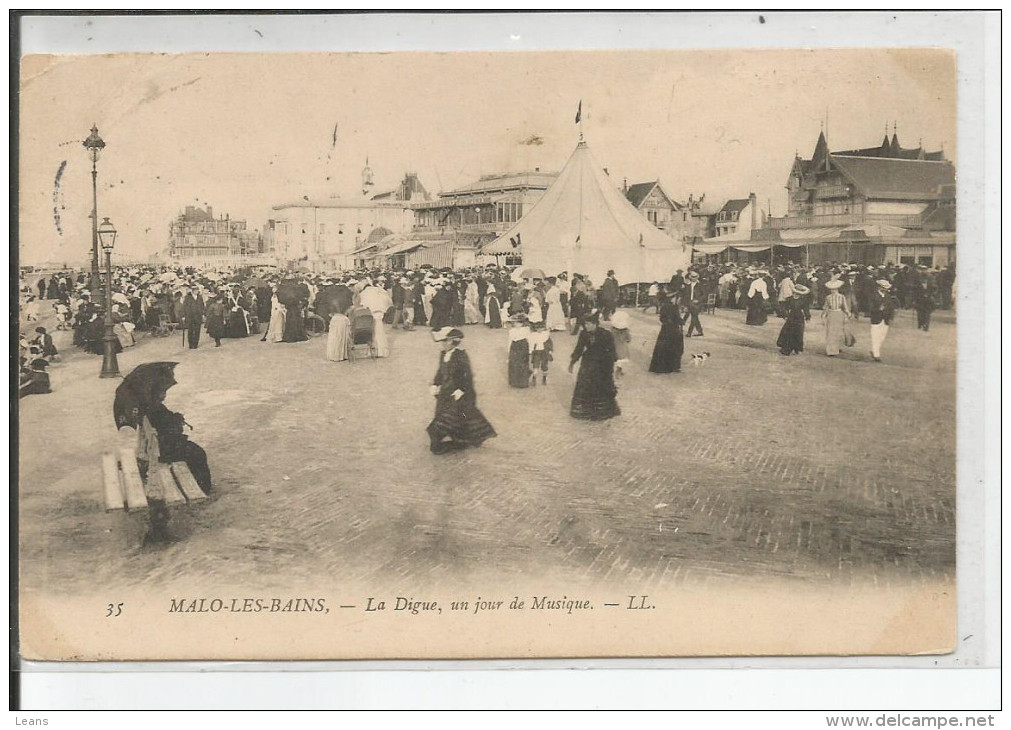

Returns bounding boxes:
[205,295,227,347]
[427,328,497,454]
[648,293,684,373]
[450,282,466,327]
[484,289,502,328]
[507,321,532,388]
[776,285,809,355]
[568,312,620,421]
[429,282,454,330]
[282,301,308,342]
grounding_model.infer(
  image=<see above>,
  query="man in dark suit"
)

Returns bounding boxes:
[391,278,407,329]
[867,279,896,362]
[181,286,205,349]
[682,271,706,337]
[599,269,620,321]
[669,269,686,301]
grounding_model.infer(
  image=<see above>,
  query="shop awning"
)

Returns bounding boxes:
[347,242,379,256]
[381,239,427,257]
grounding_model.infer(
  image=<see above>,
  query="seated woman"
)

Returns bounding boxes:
[145,386,212,495]
[111,305,136,348]
[19,358,51,398]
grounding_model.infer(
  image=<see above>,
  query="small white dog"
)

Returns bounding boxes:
[690,352,711,366]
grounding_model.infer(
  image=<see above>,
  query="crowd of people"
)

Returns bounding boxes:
[18,257,954,454]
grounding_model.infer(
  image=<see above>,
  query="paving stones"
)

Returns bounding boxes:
[18,306,956,592]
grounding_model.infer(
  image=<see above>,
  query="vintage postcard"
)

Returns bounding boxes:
[16,40,961,660]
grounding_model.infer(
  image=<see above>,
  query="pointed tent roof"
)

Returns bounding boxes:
[483,141,689,283]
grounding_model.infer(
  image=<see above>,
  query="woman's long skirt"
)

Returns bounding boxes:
[113,323,135,348]
[508,341,531,388]
[225,309,249,338]
[326,313,350,361]
[648,324,683,373]
[265,309,285,343]
[824,310,845,356]
[282,306,308,342]
[545,302,567,331]
[427,395,497,448]
[745,296,767,325]
[451,299,465,327]
[464,299,482,325]
[370,310,390,358]
[485,299,502,329]
[570,362,620,420]
[777,314,805,354]
[414,300,428,327]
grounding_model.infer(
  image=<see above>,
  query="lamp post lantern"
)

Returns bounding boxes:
[98,217,121,378]
[83,124,106,304]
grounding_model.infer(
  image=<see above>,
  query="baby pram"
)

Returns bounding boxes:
[348,310,377,361]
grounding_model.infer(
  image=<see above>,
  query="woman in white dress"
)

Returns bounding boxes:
[464,280,483,324]
[359,282,392,358]
[543,278,566,332]
[422,280,437,325]
[326,312,350,362]
[264,294,286,343]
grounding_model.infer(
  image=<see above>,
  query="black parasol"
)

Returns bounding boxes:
[275,279,305,307]
[113,362,178,429]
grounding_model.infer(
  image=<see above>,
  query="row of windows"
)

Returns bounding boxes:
[496,202,521,223]
[717,210,740,222]
[813,202,853,216]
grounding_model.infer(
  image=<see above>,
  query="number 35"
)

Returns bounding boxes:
[106,603,123,618]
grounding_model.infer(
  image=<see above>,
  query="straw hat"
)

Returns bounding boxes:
[825,280,843,290]
[876,279,892,290]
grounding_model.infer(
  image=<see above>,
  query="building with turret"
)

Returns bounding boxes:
[695,127,956,266]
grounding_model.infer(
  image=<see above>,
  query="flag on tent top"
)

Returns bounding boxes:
[575,100,582,124]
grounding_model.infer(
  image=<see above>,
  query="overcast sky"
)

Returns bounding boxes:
[19,48,956,263]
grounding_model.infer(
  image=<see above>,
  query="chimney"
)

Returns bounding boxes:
[622,177,628,193]
[206,205,213,220]
[749,192,757,231]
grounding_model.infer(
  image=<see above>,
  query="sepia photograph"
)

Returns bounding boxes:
[15,16,973,663]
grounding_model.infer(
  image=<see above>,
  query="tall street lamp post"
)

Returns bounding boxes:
[83,124,106,304]
[98,217,121,379]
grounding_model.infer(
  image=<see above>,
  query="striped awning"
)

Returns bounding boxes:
[406,241,455,269]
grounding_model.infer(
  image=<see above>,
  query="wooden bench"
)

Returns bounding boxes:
[102,417,208,513]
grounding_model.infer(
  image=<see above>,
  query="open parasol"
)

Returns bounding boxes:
[113,362,178,429]
[512,267,546,282]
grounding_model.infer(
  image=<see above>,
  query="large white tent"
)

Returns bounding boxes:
[483,140,690,283]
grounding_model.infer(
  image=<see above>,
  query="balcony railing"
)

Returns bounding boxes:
[413,222,505,233]
[769,212,923,229]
